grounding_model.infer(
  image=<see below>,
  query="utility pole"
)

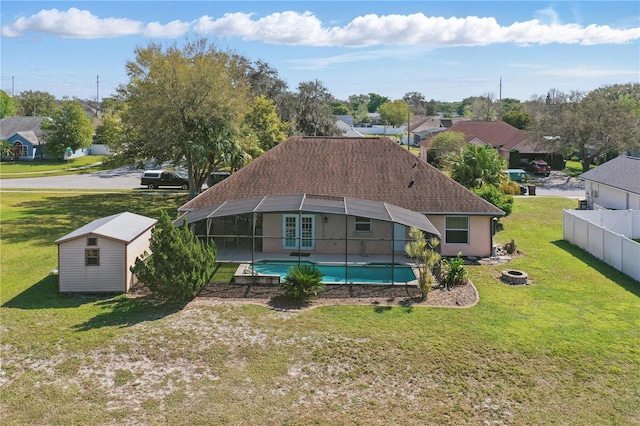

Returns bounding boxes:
[407,105,410,150]
[12,76,15,97]
[499,77,502,101]
[96,75,100,117]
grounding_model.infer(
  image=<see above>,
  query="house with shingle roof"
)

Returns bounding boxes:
[0,116,51,160]
[579,155,640,210]
[178,137,504,260]
[420,120,558,169]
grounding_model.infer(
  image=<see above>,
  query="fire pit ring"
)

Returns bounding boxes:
[501,269,529,285]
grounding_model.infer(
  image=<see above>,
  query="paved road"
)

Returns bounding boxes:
[1,168,585,198]
[0,167,145,190]
[522,171,585,199]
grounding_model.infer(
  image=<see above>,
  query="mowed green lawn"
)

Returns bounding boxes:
[1,191,638,425]
[0,156,107,178]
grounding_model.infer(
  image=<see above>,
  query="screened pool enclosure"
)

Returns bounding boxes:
[176,194,441,285]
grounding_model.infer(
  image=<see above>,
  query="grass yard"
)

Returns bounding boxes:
[0,156,108,178]
[1,192,639,425]
[563,160,595,177]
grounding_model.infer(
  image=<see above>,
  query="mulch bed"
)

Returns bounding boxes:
[194,281,479,311]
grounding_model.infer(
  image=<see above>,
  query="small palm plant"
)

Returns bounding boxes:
[441,253,468,290]
[405,227,441,300]
[280,264,324,301]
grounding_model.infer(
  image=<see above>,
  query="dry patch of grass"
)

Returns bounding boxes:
[2,193,639,425]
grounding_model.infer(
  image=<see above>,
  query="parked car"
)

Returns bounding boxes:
[141,170,189,189]
[528,160,551,176]
[504,169,528,195]
[207,170,231,188]
[506,169,528,182]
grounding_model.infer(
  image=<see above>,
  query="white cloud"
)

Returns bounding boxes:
[1,25,20,37]
[4,8,142,38]
[534,7,561,25]
[3,8,640,47]
[195,11,328,45]
[143,20,192,38]
[194,11,640,47]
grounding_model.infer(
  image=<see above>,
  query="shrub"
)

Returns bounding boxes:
[504,239,517,254]
[441,253,468,290]
[130,211,217,301]
[473,185,514,216]
[280,264,324,300]
[499,181,522,196]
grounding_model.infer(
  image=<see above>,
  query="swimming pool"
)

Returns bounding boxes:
[249,261,416,284]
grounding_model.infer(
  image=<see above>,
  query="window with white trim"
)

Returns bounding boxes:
[354,216,371,232]
[445,216,469,244]
[13,142,27,157]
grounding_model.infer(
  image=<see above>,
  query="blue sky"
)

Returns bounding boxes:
[1,1,639,103]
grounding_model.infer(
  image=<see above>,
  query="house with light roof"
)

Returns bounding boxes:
[579,155,640,210]
[0,116,50,160]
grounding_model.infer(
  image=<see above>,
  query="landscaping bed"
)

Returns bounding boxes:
[193,280,478,310]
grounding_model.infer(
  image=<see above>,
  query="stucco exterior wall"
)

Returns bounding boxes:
[259,212,494,257]
[260,213,403,255]
[427,214,493,257]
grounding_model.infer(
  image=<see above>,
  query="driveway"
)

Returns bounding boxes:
[526,170,585,199]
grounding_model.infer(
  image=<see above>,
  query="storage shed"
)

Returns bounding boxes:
[55,212,157,293]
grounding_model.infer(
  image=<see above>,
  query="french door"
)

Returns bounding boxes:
[283,214,315,250]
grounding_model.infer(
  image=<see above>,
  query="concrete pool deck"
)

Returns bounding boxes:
[215,249,413,265]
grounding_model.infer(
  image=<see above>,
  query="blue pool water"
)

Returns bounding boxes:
[250,261,416,284]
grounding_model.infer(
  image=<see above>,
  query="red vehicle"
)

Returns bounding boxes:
[528,160,551,176]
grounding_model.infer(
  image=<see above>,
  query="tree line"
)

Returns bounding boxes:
[1,38,638,192]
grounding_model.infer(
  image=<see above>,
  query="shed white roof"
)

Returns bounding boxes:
[55,212,157,244]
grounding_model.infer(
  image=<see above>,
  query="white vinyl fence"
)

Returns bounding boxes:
[563,209,640,282]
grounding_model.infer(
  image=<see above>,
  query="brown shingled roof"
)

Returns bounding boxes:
[448,120,529,151]
[180,137,504,216]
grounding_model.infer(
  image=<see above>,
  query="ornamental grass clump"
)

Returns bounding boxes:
[280,264,324,301]
[441,253,469,290]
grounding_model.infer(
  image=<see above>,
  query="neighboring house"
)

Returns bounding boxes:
[579,155,640,210]
[0,116,50,160]
[421,121,561,169]
[178,137,505,260]
[55,212,157,293]
[335,117,365,137]
[410,115,465,147]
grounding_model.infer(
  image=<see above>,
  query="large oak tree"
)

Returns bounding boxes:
[534,83,640,172]
[117,39,252,198]
[16,90,58,117]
